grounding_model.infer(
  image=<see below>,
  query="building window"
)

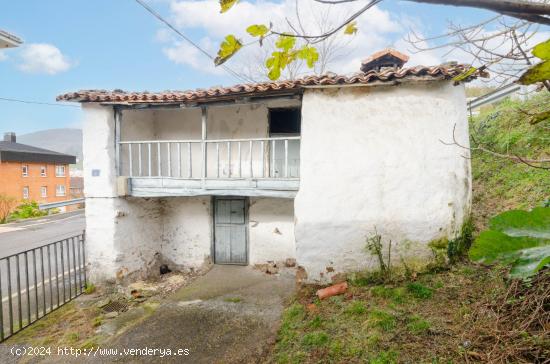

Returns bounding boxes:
[22,165,29,177]
[56,185,66,197]
[55,165,65,177]
[23,186,29,199]
[41,186,47,198]
[40,166,47,177]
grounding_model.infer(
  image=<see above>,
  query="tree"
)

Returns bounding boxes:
[0,194,17,224]
[214,0,550,81]
[235,1,355,81]
[407,16,550,90]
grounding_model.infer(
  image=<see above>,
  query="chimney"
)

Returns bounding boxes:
[361,48,409,73]
[3,132,16,143]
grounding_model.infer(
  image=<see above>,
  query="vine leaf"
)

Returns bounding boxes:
[532,39,550,60]
[518,61,550,85]
[452,66,477,82]
[246,24,269,37]
[518,38,550,85]
[214,35,242,66]
[219,0,238,13]
[297,46,319,68]
[344,21,358,35]
[275,35,296,52]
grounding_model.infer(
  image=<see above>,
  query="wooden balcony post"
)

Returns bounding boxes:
[201,106,207,184]
[114,108,121,176]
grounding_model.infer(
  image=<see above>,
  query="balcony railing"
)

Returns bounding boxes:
[118,137,301,180]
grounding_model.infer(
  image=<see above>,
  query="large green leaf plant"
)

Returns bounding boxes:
[469,207,550,279]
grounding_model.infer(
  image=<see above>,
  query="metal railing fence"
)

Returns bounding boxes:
[0,231,86,342]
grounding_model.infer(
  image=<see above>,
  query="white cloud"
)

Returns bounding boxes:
[161,0,547,84]
[163,38,225,75]
[163,0,403,77]
[18,43,73,75]
[0,51,7,62]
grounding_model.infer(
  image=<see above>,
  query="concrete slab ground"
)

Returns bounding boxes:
[106,265,295,363]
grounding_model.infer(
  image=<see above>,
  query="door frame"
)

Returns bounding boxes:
[211,196,249,265]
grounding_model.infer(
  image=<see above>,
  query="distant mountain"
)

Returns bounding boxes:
[18,128,83,169]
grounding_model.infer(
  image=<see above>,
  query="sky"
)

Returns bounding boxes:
[0,0,505,135]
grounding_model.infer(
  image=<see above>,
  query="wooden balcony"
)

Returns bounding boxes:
[118,137,300,198]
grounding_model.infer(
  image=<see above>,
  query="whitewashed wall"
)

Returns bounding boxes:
[161,197,212,270]
[84,101,301,283]
[248,197,296,264]
[295,82,471,283]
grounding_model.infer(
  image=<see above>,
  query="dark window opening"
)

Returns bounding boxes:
[269,108,301,135]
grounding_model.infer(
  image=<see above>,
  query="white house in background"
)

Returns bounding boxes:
[57,49,477,284]
[0,29,22,49]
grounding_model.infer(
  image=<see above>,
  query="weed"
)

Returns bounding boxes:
[407,315,431,334]
[92,317,102,327]
[369,350,398,364]
[307,315,323,329]
[371,286,407,304]
[365,230,392,280]
[301,331,329,348]
[223,297,242,303]
[407,283,433,299]
[65,332,79,343]
[285,303,306,322]
[84,283,96,294]
[368,310,396,332]
[344,301,367,315]
[448,217,474,262]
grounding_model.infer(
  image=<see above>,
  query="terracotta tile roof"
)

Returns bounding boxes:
[0,29,23,45]
[57,64,483,105]
[362,48,410,65]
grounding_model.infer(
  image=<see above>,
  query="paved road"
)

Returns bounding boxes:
[0,210,86,339]
[0,210,85,257]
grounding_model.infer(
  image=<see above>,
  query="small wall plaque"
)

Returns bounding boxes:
[92,169,101,177]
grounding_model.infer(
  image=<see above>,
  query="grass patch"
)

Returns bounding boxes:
[84,283,96,294]
[301,331,329,348]
[5,302,104,349]
[223,297,243,303]
[269,264,526,363]
[367,309,396,332]
[470,94,550,231]
[344,301,367,315]
[406,315,431,334]
[406,282,433,299]
[371,285,408,304]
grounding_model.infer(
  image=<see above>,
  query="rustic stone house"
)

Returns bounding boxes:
[57,50,477,284]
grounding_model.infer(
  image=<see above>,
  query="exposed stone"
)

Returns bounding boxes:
[96,298,111,308]
[104,311,119,319]
[284,258,296,268]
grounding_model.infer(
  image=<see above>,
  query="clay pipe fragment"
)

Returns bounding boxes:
[316,282,348,300]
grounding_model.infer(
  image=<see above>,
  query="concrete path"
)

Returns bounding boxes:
[109,265,295,363]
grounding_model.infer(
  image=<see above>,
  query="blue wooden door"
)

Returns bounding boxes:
[214,198,247,264]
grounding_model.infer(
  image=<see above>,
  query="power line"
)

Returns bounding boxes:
[0,97,80,108]
[133,0,254,84]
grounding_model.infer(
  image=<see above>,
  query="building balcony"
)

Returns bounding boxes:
[118,136,300,198]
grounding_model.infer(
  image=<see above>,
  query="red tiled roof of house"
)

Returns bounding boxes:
[362,48,410,65]
[57,64,484,105]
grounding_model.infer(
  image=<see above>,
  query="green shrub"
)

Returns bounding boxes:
[10,201,47,220]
